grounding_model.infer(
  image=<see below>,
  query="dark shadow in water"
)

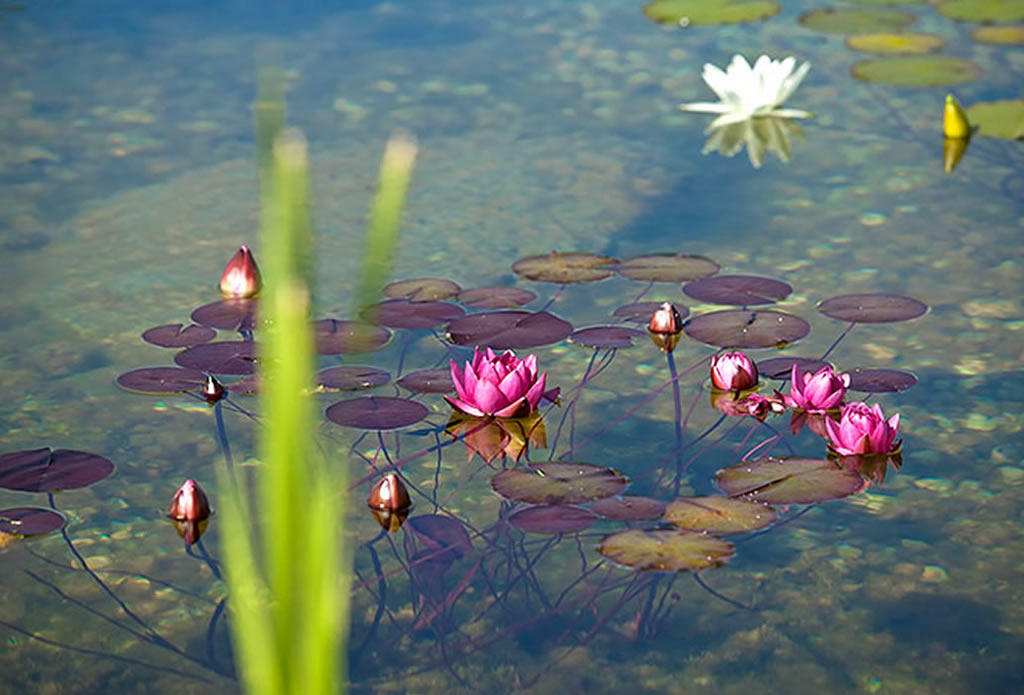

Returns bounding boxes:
[871,593,1007,653]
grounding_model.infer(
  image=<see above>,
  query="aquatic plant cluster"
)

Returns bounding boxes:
[0,243,925,686]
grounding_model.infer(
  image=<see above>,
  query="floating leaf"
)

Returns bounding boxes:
[116,366,207,394]
[141,323,217,348]
[362,299,465,330]
[190,299,257,332]
[174,341,256,375]
[325,396,428,430]
[0,448,114,492]
[851,56,981,87]
[491,462,628,505]
[817,293,927,323]
[407,514,473,562]
[756,357,832,380]
[507,505,597,534]
[938,0,1024,23]
[0,507,67,536]
[684,309,810,348]
[396,368,455,394]
[613,301,689,324]
[599,528,734,572]
[614,253,720,282]
[965,100,1024,140]
[590,496,666,521]
[715,457,866,504]
[971,25,1024,46]
[683,274,792,306]
[798,7,915,34]
[447,310,573,349]
[512,251,618,284]
[456,286,537,309]
[226,374,259,395]
[663,496,777,533]
[644,0,780,26]
[316,366,391,391]
[845,32,945,55]
[312,319,392,354]
[845,367,917,393]
[569,325,645,349]
[383,277,461,301]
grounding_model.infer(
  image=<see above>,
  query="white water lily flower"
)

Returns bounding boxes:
[680,54,812,129]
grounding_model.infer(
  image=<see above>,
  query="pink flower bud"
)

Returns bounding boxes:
[168,479,211,545]
[219,246,262,298]
[201,374,226,405]
[647,302,684,353]
[710,351,759,391]
[368,473,412,533]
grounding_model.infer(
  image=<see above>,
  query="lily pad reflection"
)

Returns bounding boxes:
[599,529,734,572]
[663,496,777,533]
[491,462,628,505]
[715,457,866,504]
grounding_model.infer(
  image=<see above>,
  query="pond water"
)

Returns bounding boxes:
[1,0,1023,693]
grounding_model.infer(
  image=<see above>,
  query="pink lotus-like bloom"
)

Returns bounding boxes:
[783,363,849,414]
[710,351,759,391]
[825,402,901,456]
[446,348,552,419]
[219,245,262,298]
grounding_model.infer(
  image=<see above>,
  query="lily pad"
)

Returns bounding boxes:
[362,299,465,330]
[613,301,689,324]
[174,341,256,375]
[512,251,618,284]
[141,323,217,348]
[396,368,455,394]
[407,514,473,562]
[965,100,1024,140]
[663,496,777,533]
[491,462,628,505]
[598,529,734,572]
[191,299,258,332]
[0,507,67,536]
[456,286,537,309]
[590,496,666,521]
[569,326,646,349]
[446,310,573,349]
[0,448,115,492]
[644,0,780,26]
[313,319,392,354]
[316,366,391,391]
[845,367,917,393]
[817,293,927,323]
[715,457,867,504]
[799,7,915,34]
[614,253,720,282]
[684,309,810,348]
[383,277,461,301]
[845,32,945,55]
[116,366,207,394]
[851,56,981,87]
[507,505,597,534]
[325,397,428,430]
[683,274,792,306]
[971,26,1024,46]
[938,0,1024,23]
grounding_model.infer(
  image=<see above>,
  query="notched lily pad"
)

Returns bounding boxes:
[817,293,927,323]
[174,341,256,375]
[457,286,537,309]
[938,0,1024,24]
[599,528,734,572]
[316,366,391,391]
[845,367,917,393]
[965,100,1024,140]
[141,323,217,348]
[715,457,866,504]
[684,309,810,348]
[798,7,915,34]
[362,299,465,330]
[845,32,945,55]
[397,368,455,394]
[512,251,618,284]
[325,397,428,430]
[0,507,67,536]
[116,366,207,394]
[383,277,461,301]
[851,56,981,87]
[663,496,777,533]
[615,253,720,282]
[447,310,573,349]
[590,496,666,521]
[191,299,258,332]
[569,325,646,349]
[313,319,392,354]
[0,448,115,492]
[507,505,597,534]
[683,274,792,306]
[491,462,628,505]
[644,0,780,26]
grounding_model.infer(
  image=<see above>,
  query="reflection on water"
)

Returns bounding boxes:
[2,0,1024,693]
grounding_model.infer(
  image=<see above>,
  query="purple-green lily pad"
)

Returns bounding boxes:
[456,286,537,309]
[116,366,207,394]
[174,341,256,375]
[663,496,777,533]
[683,274,792,306]
[362,299,465,330]
[0,448,115,492]
[569,325,646,349]
[325,397,428,430]
[507,505,597,534]
[590,496,666,521]
[491,462,628,505]
[141,323,217,348]
[512,251,618,284]
[615,253,720,282]
[447,310,573,349]
[383,277,461,301]
[845,367,917,393]
[715,457,867,504]
[817,294,928,323]
[316,366,391,391]
[313,319,392,354]
[0,507,67,536]
[396,368,455,394]
[407,514,473,561]
[684,309,810,348]
[191,299,258,332]
[598,528,734,572]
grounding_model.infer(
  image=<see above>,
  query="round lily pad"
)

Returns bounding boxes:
[663,496,777,533]
[313,319,392,354]
[971,26,1024,46]
[715,457,867,504]
[614,253,720,283]
[938,0,1024,23]
[407,514,473,562]
[456,286,537,309]
[613,301,689,324]
[325,397,428,430]
[362,299,465,330]
[174,341,256,375]
[598,529,734,572]
[512,251,618,284]
[965,100,1024,140]
[141,323,217,348]
[383,277,461,301]
[226,374,259,395]
[817,294,927,323]
[644,0,780,26]
[446,310,573,349]
[191,299,258,332]
[683,274,792,306]
[851,56,981,87]
[569,326,646,349]
[0,507,67,536]
[845,367,917,393]
[798,7,915,34]
[0,448,115,492]
[396,368,455,394]
[316,366,391,391]
[590,496,666,521]
[116,366,208,394]
[845,32,945,55]
[756,357,832,380]
[491,462,628,505]
[684,309,810,348]
[507,505,597,534]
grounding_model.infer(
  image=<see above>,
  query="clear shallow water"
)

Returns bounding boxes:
[1,1,1023,693]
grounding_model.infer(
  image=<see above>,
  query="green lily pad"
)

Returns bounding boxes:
[938,0,1024,24]
[512,251,618,284]
[663,496,777,533]
[965,100,1024,140]
[846,0,924,4]
[851,56,981,87]
[845,32,946,54]
[798,7,916,34]
[715,457,867,504]
[971,25,1024,45]
[491,462,628,505]
[598,528,734,572]
[644,0,780,26]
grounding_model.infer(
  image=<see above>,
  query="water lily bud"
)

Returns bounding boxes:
[647,302,683,353]
[943,94,970,139]
[201,374,226,405]
[825,402,901,456]
[219,245,262,298]
[368,473,412,533]
[168,479,211,545]
[710,351,759,391]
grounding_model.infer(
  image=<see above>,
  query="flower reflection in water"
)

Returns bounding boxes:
[701,115,806,168]
[446,411,548,464]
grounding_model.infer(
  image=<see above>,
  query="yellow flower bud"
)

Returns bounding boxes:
[943,94,970,139]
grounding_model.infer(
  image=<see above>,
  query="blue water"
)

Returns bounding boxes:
[1,1,1023,693]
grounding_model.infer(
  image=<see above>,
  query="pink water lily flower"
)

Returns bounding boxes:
[710,351,759,391]
[446,348,552,419]
[825,402,901,456]
[783,363,849,414]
